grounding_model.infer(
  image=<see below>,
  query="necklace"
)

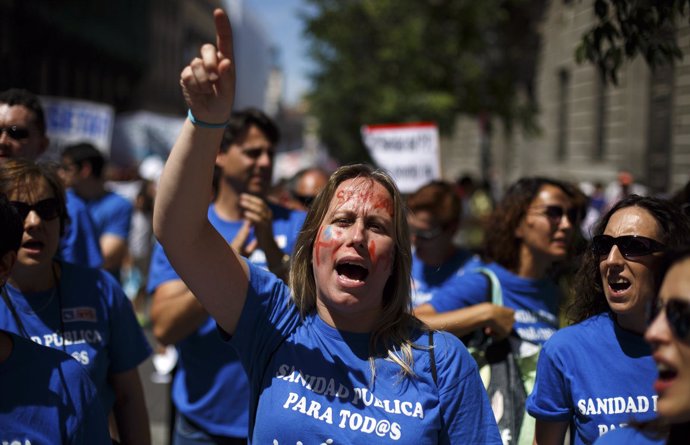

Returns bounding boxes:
[1,262,65,352]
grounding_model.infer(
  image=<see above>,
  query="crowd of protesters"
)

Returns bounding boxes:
[2,7,690,445]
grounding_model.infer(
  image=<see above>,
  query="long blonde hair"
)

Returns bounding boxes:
[289,164,422,379]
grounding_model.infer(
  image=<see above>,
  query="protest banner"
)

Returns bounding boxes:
[40,96,114,161]
[361,122,440,193]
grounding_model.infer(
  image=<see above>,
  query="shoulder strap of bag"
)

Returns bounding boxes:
[428,330,437,385]
[475,267,503,306]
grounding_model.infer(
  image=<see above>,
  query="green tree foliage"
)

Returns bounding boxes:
[577,0,690,84]
[302,0,546,164]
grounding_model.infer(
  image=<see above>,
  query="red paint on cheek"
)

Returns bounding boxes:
[368,240,377,265]
[314,225,340,267]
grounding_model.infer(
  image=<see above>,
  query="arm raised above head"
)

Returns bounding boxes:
[153,9,247,336]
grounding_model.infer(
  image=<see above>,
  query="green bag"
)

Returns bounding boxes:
[467,268,540,445]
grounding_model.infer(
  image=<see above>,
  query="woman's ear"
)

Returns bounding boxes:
[0,251,17,286]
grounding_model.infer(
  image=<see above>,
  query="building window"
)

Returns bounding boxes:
[594,73,607,161]
[556,68,570,161]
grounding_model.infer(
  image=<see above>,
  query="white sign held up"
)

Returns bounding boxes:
[361,122,440,193]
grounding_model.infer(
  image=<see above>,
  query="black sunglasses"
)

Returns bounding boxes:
[411,226,444,241]
[0,126,30,140]
[293,193,316,208]
[648,298,690,341]
[532,205,581,225]
[592,234,665,259]
[10,198,60,221]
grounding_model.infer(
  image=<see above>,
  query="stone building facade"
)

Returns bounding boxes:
[441,1,690,196]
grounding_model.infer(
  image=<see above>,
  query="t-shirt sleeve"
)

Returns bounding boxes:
[59,196,103,268]
[146,241,181,294]
[526,335,572,421]
[101,198,133,239]
[428,271,490,313]
[434,331,502,444]
[229,262,300,381]
[104,272,152,373]
[66,360,112,444]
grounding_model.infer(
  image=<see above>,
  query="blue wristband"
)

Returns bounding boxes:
[187,109,228,129]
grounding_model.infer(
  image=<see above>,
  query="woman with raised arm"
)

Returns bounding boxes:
[154,9,501,444]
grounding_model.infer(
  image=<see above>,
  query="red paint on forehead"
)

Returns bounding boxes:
[334,180,393,217]
[372,195,394,217]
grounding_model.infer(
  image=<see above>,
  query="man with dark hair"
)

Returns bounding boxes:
[60,142,133,278]
[0,88,49,160]
[148,108,306,443]
[407,180,475,306]
[0,194,111,442]
[0,88,103,268]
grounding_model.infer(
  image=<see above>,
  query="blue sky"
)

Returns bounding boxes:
[245,0,313,106]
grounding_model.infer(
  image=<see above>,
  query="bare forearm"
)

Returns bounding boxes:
[111,369,151,445]
[151,282,209,345]
[154,120,220,247]
[414,304,492,337]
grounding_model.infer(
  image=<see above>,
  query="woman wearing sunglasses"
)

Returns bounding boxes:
[414,176,584,348]
[414,177,584,443]
[593,247,690,444]
[0,159,152,444]
[527,195,690,445]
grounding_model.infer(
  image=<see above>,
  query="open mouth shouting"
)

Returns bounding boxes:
[607,275,631,294]
[21,238,45,255]
[654,358,678,394]
[335,258,369,287]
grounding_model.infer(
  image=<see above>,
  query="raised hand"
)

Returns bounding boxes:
[180,9,235,124]
[240,193,275,247]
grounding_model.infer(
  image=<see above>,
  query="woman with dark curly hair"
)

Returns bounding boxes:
[414,176,584,444]
[414,176,584,345]
[594,247,690,445]
[527,196,690,445]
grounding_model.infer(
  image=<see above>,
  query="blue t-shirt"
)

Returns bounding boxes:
[0,262,152,414]
[0,331,111,444]
[83,190,134,240]
[526,313,658,445]
[410,248,475,307]
[58,190,103,268]
[593,425,665,445]
[428,261,561,345]
[147,203,306,438]
[229,262,502,444]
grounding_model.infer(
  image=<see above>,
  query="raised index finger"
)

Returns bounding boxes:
[214,9,234,60]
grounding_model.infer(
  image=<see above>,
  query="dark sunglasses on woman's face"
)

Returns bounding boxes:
[10,198,60,221]
[411,226,444,241]
[647,298,690,341]
[533,205,582,225]
[0,126,30,140]
[591,234,666,259]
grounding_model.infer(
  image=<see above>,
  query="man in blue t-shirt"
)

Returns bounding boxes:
[59,142,133,279]
[0,88,103,268]
[148,108,306,443]
[407,180,475,307]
